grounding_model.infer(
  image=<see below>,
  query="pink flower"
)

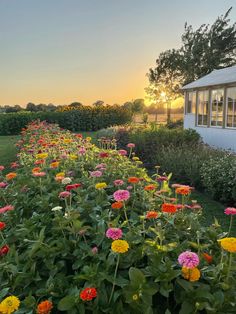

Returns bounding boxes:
[0,205,14,214]
[90,170,103,178]
[127,185,133,190]
[91,247,98,254]
[224,207,236,215]
[32,172,46,177]
[106,228,123,240]
[0,166,5,171]
[178,251,199,269]
[118,150,127,156]
[0,182,8,188]
[59,191,71,198]
[78,147,86,155]
[113,179,124,186]
[127,143,135,148]
[95,163,106,170]
[113,190,130,202]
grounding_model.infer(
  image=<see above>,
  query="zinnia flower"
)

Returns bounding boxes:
[0,205,14,214]
[90,170,103,178]
[99,152,109,158]
[111,239,129,253]
[95,182,107,189]
[118,150,127,156]
[146,211,158,219]
[178,251,199,268]
[111,202,123,209]
[113,190,130,202]
[128,177,140,184]
[218,237,236,253]
[161,203,177,214]
[5,172,17,180]
[113,179,124,186]
[144,184,156,191]
[224,207,236,215]
[80,287,97,301]
[61,177,72,185]
[0,245,10,256]
[33,172,46,177]
[0,222,6,230]
[37,300,53,314]
[59,191,71,198]
[65,183,82,191]
[0,296,20,314]
[127,143,135,148]
[50,161,59,168]
[0,182,8,188]
[106,228,123,240]
[0,165,5,171]
[202,252,213,264]
[181,267,200,282]
[176,186,192,195]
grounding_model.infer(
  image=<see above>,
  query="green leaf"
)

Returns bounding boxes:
[129,267,146,285]
[179,301,195,314]
[57,296,75,311]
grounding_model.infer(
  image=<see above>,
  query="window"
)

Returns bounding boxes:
[211,89,224,127]
[197,90,209,126]
[226,87,236,128]
[186,91,196,114]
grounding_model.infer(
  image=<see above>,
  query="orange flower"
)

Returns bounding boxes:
[146,211,158,219]
[176,186,191,195]
[6,172,17,180]
[32,167,41,173]
[128,177,140,184]
[202,252,213,264]
[111,202,123,209]
[37,300,53,314]
[161,203,177,214]
[144,184,156,191]
[50,161,59,168]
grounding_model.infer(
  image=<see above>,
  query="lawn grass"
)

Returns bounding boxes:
[0,135,20,169]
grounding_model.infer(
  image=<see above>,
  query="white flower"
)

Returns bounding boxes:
[64,212,69,218]
[52,206,62,212]
[61,177,72,185]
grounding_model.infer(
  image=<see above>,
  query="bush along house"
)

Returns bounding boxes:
[182,65,236,152]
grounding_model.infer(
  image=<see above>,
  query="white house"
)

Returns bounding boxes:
[182,65,236,152]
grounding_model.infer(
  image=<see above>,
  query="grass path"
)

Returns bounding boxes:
[0,134,234,234]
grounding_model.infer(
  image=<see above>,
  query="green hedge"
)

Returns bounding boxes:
[0,106,132,135]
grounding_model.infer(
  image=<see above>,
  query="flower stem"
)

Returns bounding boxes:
[109,254,120,304]
[226,252,232,283]
[228,215,233,236]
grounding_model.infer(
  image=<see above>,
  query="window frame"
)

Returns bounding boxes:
[197,90,209,127]
[210,88,224,128]
[225,86,236,129]
[185,91,196,114]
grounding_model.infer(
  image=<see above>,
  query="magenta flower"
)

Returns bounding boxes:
[224,207,236,215]
[59,191,71,198]
[178,251,199,269]
[78,147,86,155]
[0,182,8,189]
[0,205,14,214]
[118,150,127,156]
[90,170,103,178]
[113,179,124,186]
[106,228,123,240]
[127,143,135,148]
[113,189,130,202]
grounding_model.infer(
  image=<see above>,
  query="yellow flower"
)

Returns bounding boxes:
[132,294,139,301]
[0,296,20,314]
[56,172,65,177]
[36,153,48,159]
[111,240,129,253]
[86,137,92,142]
[95,182,107,190]
[63,139,72,144]
[132,157,139,161]
[181,267,200,282]
[50,161,59,168]
[69,154,78,160]
[218,238,236,253]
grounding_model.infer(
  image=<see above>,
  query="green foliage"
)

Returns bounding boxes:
[0,106,132,135]
[201,154,236,205]
[148,8,236,87]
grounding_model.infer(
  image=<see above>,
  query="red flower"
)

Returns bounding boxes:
[0,222,6,230]
[161,203,177,214]
[128,177,140,184]
[65,183,82,191]
[0,245,9,256]
[202,252,213,264]
[146,211,158,219]
[111,202,123,209]
[99,152,109,158]
[80,287,97,301]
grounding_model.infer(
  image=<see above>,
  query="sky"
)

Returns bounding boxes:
[0,0,235,106]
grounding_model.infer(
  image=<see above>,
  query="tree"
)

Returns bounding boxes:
[69,102,83,108]
[93,100,104,107]
[26,102,37,112]
[148,8,236,87]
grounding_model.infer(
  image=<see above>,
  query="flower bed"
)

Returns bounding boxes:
[0,121,235,314]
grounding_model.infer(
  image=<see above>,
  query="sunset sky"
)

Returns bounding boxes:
[0,0,235,106]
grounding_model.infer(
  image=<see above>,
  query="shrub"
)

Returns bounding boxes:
[201,154,236,205]
[0,106,132,135]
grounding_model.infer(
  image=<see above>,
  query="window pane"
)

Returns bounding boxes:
[197,90,208,126]
[211,89,224,127]
[186,92,196,114]
[226,87,236,128]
